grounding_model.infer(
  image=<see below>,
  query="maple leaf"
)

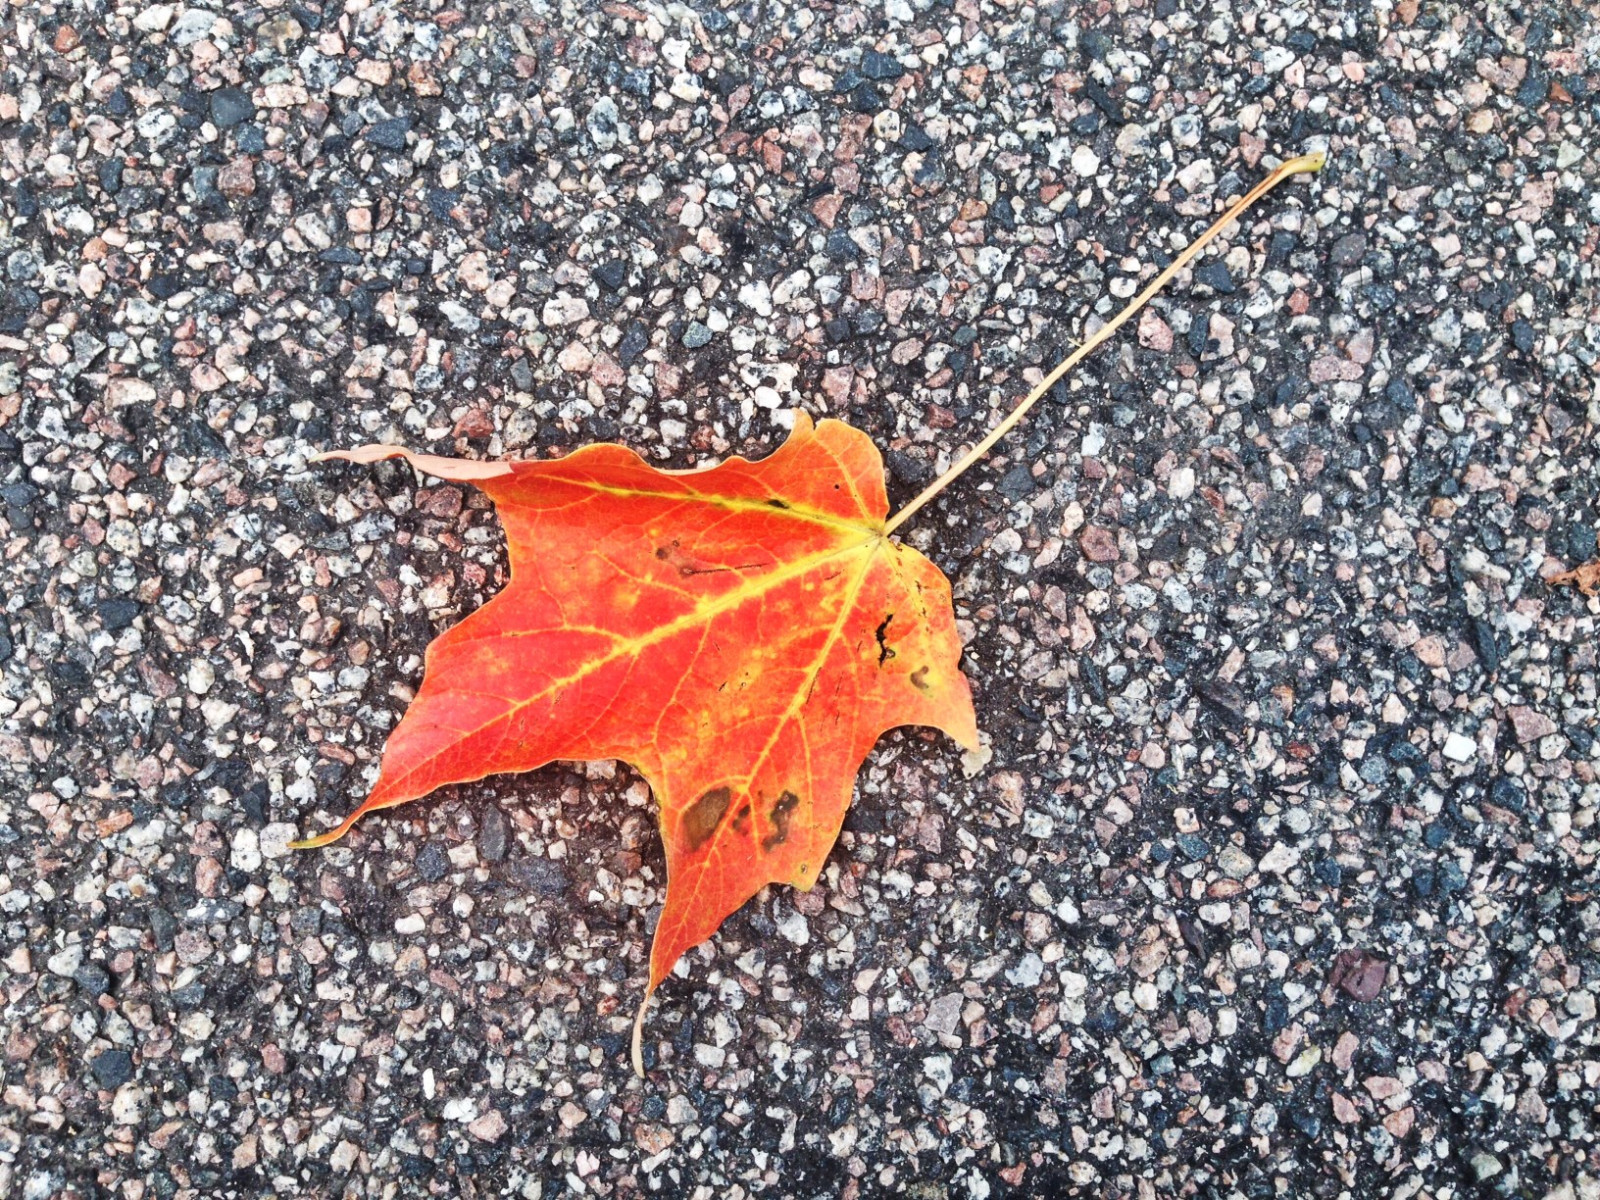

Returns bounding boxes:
[295,151,1327,1074]
[297,415,979,1064]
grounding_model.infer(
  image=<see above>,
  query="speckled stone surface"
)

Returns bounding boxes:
[1,1,1597,1196]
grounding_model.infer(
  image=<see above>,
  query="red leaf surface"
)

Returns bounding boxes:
[298,414,978,1053]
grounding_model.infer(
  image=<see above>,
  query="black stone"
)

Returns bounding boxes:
[846,81,883,114]
[1195,260,1235,294]
[844,311,879,339]
[1,481,39,509]
[13,180,39,220]
[1471,618,1500,673]
[1266,230,1297,268]
[898,124,938,152]
[479,806,509,863]
[1510,319,1535,353]
[1490,776,1526,812]
[618,321,649,365]
[1263,992,1289,1034]
[209,88,255,129]
[886,450,932,486]
[1566,523,1597,563]
[171,982,207,1009]
[427,188,461,222]
[509,857,569,896]
[74,963,112,997]
[998,464,1036,500]
[1329,232,1366,267]
[191,166,222,208]
[238,782,268,825]
[1290,1109,1322,1138]
[1084,80,1123,122]
[99,157,125,194]
[54,658,92,688]
[860,50,904,81]
[1516,72,1549,108]
[90,1049,135,1090]
[1384,376,1416,413]
[98,598,142,631]
[149,907,177,952]
[318,247,361,265]
[825,229,858,261]
[365,116,412,150]
[594,259,627,291]
[416,842,449,883]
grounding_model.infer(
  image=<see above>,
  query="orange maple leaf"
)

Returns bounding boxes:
[295,151,1327,1074]
[297,415,978,1065]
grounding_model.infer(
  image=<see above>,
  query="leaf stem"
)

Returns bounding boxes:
[631,991,651,1077]
[883,151,1327,536]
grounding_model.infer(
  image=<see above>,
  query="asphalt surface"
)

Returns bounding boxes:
[1,1,1598,1197]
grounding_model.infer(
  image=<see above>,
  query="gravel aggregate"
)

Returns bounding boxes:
[2,0,1598,1196]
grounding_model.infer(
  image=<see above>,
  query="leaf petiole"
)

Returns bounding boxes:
[883,151,1327,536]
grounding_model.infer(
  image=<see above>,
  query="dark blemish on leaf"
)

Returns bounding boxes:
[910,666,930,691]
[732,802,751,834]
[655,546,670,559]
[678,559,768,577]
[874,613,896,665]
[682,786,732,850]
[767,498,791,509]
[762,790,799,851]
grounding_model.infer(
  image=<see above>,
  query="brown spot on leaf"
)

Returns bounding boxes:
[874,613,896,665]
[731,802,751,834]
[909,666,930,691]
[682,786,732,850]
[762,790,799,852]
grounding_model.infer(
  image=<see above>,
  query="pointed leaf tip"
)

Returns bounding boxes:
[289,809,367,851]
[288,831,341,851]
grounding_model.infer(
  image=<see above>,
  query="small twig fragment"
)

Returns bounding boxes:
[1547,560,1600,597]
[884,150,1327,536]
